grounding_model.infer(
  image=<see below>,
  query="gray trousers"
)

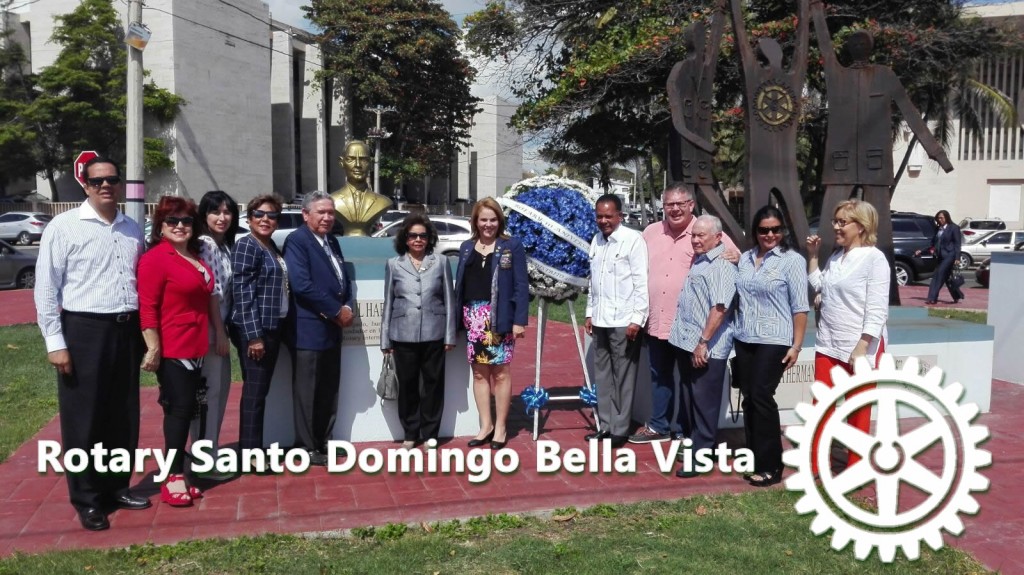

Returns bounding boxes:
[292,346,341,452]
[592,326,641,436]
[190,342,232,456]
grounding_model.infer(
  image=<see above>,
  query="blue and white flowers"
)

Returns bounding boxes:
[499,176,598,301]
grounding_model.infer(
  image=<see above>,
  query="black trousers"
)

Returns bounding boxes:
[58,311,142,512]
[231,326,282,450]
[927,255,963,302]
[156,359,201,474]
[393,340,447,441]
[291,346,341,452]
[732,340,790,474]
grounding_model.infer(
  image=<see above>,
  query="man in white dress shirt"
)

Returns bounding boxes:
[34,157,151,531]
[585,194,649,447]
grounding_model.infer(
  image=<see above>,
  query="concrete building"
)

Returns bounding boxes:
[891,1,1024,228]
[455,95,523,201]
[8,1,523,206]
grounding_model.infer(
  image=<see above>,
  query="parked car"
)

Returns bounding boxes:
[890,212,939,286]
[0,239,36,289]
[374,209,411,231]
[976,258,990,288]
[238,206,343,247]
[372,215,472,256]
[959,217,1005,240]
[0,211,51,245]
[957,229,1024,269]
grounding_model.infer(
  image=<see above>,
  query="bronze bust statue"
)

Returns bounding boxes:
[331,140,393,237]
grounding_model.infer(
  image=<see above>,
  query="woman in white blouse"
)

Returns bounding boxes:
[806,199,890,475]
[190,190,240,479]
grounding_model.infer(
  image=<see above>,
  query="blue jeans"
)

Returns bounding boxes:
[647,336,686,435]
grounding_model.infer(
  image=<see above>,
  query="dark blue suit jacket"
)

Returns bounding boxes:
[454,236,529,334]
[932,223,962,262]
[283,226,354,351]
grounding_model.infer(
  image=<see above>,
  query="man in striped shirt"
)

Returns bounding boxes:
[668,215,737,478]
[34,157,151,531]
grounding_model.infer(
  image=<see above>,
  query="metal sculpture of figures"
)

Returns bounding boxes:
[730,0,811,245]
[810,0,953,268]
[666,0,748,246]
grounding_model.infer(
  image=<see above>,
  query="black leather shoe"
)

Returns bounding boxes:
[308,450,328,467]
[675,468,700,479]
[78,508,110,531]
[748,470,783,487]
[584,430,611,441]
[112,492,152,510]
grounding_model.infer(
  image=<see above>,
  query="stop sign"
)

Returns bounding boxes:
[73,151,99,188]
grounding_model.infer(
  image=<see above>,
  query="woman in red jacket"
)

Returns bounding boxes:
[138,196,213,507]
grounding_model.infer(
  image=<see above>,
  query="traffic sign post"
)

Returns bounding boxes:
[73,151,99,188]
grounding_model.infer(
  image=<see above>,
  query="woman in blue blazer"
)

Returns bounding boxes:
[918,210,964,304]
[454,197,529,449]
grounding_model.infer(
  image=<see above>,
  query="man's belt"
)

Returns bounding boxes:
[63,310,139,323]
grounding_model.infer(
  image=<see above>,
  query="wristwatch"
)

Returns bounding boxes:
[698,337,709,345]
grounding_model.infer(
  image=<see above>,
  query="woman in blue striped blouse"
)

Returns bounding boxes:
[733,206,809,487]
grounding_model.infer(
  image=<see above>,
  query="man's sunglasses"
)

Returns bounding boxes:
[250,210,280,220]
[86,176,122,186]
[165,216,194,227]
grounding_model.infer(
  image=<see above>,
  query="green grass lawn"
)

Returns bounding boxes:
[0,494,988,574]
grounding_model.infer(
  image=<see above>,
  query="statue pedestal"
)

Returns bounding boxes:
[262,238,479,445]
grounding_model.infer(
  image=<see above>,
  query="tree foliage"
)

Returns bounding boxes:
[465,0,1023,203]
[0,30,37,193]
[18,0,183,198]
[305,0,480,189]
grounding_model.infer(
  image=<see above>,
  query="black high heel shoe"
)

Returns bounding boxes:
[490,433,508,450]
[468,430,494,448]
[748,470,783,487]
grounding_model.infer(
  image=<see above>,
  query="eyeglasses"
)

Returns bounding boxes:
[831,218,855,228]
[407,232,429,240]
[250,210,280,220]
[164,216,194,227]
[757,226,783,235]
[85,176,121,187]
[663,200,694,210]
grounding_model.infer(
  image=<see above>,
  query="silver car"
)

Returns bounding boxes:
[958,229,1024,268]
[372,215,472,256]
[0,211,51,245]
[0,239,36,289]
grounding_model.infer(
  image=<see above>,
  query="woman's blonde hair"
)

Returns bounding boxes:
[834,199,878,246]
[470,197,509,240]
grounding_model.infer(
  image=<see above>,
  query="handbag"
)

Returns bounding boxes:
[947,268,965,289]
[376,354,399,401]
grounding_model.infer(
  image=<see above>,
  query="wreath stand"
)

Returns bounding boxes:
[523,297,599,440]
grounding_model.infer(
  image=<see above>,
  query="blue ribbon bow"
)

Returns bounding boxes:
[520,386,549,415]
[578,386,598,407]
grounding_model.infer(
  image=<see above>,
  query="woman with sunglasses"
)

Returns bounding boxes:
[231,194,289,455]
[732,206,808,487]
[189,191,240,479]
[138,196,213,506]
[381,214,457,448]
[806,199,890,475]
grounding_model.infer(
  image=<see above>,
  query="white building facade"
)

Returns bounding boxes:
[891,2,1024,228]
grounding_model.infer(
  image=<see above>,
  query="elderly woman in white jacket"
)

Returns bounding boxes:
[381,214,457,449]
[806,199,890,475]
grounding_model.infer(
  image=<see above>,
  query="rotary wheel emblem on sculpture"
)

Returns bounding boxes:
[754,82,795,130]
[782,355,991,562]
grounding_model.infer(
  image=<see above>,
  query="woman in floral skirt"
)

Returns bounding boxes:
[454,197,529,449]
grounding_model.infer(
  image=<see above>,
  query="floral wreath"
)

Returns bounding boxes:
[498,175,599,302]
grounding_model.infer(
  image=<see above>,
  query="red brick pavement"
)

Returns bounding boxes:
[0,289,1019,573]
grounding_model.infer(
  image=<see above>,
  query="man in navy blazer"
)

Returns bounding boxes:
[283,191,354,465]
